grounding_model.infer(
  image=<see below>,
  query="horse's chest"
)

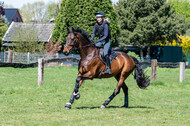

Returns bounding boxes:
[79,59,99,74]
[79,61,91,73]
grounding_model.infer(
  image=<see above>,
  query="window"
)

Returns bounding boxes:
[16,17,19,22]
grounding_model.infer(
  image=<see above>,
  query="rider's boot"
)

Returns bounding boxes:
[103,55,112,74]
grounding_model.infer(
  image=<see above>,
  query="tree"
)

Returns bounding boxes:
[20,1,48,22]
[169,0,190,21]
[0,15,8,51]
[52,0,120,46]
[20,1,61,22]
[114,0,187,59]
[47,1,60,20]
[178,35,190,52]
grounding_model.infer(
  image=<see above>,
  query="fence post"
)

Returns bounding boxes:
[27,52,30,64]
[38,58,44,87]
[56,53,59,58]
[179,62,185,83]
[7,50,13,63]
[151,59,157,82]
[185,61,188,66]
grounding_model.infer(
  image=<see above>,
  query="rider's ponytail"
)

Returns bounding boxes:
[104,18,111,24]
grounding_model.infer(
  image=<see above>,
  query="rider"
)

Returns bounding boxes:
[90,11,112,74]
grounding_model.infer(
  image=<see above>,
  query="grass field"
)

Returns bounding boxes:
[0,66,190,126]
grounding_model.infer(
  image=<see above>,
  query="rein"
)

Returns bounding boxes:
[66,36,96,52]
[65,32,99,59]
[74,42,95,50]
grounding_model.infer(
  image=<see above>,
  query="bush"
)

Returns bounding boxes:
[127,51,140,60]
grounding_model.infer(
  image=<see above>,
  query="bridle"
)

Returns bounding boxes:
[65,32,100,66]
[65,35,78,52]
[65,34,95,52]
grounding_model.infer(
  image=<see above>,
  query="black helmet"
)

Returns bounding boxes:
[95,11,105,17]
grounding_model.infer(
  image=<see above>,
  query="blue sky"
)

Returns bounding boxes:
[3,0,119,9]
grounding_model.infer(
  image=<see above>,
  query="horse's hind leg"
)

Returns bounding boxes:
[116,75,129,108]
[100,90,118,109]
[100,74,124,109]
[121,83,128,108]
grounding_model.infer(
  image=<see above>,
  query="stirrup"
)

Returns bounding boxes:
[103,68,112,74]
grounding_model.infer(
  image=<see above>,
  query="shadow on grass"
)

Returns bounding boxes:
[76,105,154,109]
[128,106,154,109]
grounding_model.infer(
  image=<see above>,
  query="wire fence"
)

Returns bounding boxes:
[0,52,80,66]
[0,52,6,63]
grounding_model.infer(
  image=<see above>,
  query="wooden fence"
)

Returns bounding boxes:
[37,58,188,87]
[38,57,80,86]
[148,60,186,83]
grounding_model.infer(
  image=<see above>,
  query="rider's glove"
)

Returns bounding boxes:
[94,40,99,43]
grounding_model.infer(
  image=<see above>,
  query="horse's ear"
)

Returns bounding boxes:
[71,28,77,36]
[67,28,71,33]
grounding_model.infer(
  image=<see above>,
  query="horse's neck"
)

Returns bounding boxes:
[78,36,98,61]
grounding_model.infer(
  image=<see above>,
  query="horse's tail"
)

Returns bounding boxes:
[130,56,150,89]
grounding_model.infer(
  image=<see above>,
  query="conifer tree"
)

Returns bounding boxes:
[52,0,119,46]
[114,0,187,58]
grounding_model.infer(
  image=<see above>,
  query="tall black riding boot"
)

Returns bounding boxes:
[103,55,112,74]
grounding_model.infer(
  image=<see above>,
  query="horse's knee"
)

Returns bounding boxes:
[76,76,82,83]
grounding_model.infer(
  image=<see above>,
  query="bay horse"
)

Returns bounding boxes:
[63,27,150,109]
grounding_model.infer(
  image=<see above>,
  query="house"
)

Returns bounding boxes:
[0,6,23,24]
[2,22,55,47]
[0,6,5,15]
[4,8,23,23]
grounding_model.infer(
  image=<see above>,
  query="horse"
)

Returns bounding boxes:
[63,27,150,109]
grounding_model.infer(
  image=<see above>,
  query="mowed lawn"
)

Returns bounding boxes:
[0,66,190,126]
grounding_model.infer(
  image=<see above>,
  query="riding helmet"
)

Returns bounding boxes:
[95,11,105,17]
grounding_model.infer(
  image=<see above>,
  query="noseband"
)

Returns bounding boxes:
[65,35,79,52]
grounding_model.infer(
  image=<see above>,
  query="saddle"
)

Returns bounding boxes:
[99,48,117,65]
[97,48,117,78]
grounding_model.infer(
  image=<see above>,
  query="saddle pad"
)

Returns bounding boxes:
[100,53,117,64]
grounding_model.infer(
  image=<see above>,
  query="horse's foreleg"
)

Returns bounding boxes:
[65,76,83,109]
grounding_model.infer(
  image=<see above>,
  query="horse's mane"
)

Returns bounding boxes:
[71,27,91,43]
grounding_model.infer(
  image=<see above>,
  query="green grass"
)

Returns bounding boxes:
[0,66,190,126]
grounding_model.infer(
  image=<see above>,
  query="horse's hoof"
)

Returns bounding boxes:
[65,106,71,109]
[74,92,80,100]
[100,105,106,109]
[65,103,71,109]
[122,105,128,108]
